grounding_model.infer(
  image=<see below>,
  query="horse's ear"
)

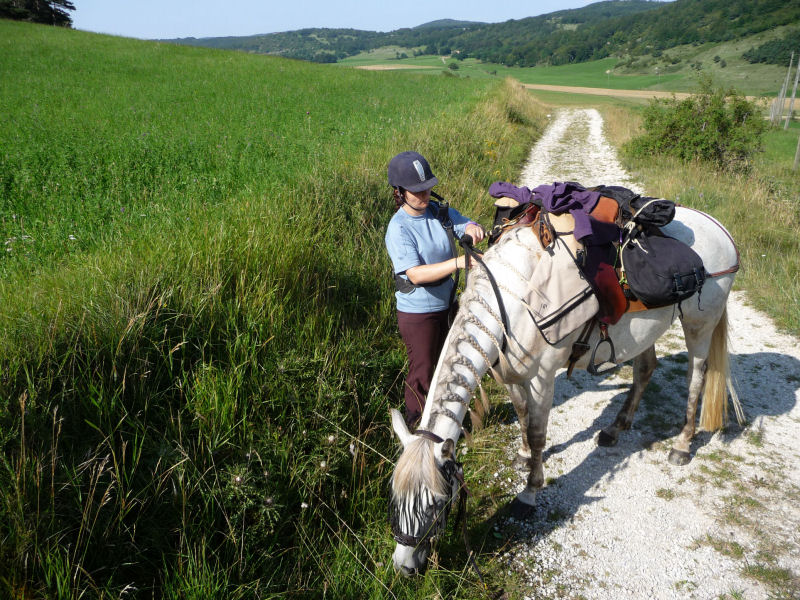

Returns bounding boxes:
[390,409,413,447]
[440,438,454,459]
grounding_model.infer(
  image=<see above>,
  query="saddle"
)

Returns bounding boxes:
[490,192,669,376]
[491,194,647,325]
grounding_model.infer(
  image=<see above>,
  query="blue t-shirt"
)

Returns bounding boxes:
[385,203,471,313]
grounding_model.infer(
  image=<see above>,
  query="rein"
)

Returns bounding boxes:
[458,235,510,355]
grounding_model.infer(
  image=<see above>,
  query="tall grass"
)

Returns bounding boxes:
[0,20,546,598]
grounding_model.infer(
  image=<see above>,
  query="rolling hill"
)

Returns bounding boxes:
[162,0,800,69]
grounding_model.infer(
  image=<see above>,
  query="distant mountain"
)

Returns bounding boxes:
[412,19,485,30]
[162,0,800,67]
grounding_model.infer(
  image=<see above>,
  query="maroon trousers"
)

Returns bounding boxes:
[397,308,450,427]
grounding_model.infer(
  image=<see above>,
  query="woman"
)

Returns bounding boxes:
[384,151,485,427]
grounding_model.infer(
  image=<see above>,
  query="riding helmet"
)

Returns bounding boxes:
[387,151,438,192]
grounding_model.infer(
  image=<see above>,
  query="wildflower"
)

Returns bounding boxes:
[349,443,356,456]
[319,460,327,469]
[300,502,309,509]
[68,235,76,241]
[265,497,273,506]
[233,475,242,485]
[327,434,335,444]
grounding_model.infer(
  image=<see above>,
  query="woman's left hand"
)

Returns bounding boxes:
[465,222,485,244]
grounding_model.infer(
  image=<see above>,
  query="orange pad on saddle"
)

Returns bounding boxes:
[590,196,620,225]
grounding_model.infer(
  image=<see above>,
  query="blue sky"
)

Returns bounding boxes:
[72,0,615,40]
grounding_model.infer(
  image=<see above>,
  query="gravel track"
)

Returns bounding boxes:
[497,108,800,600]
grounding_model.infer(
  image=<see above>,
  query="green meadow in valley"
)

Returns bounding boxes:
[0,18,547,599]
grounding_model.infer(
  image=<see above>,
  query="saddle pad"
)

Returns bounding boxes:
[590,196,620,224]
[528,236,599,345]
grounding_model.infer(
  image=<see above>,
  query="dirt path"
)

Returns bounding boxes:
[521,83,693,100]
[499,108,800,600]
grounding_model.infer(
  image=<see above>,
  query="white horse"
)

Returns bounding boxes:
[389,206,740,575]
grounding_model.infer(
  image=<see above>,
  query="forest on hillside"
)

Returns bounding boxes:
[164,0,800,67]
[164,0,659,63]
[743,30,800,65]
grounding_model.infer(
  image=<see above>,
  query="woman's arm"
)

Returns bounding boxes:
[405,255,467,285]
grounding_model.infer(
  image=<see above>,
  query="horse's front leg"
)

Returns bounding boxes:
[507,383,532,471]
[510,376,554,518]
[598,345,657,446]
[668,354,705,465]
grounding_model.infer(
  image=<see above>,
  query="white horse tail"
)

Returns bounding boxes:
[698,305,742,431]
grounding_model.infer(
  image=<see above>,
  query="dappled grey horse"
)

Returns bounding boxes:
[389,206,740,575]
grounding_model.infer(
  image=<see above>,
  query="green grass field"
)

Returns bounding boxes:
[339,25,792,97]
[0,19,546,599]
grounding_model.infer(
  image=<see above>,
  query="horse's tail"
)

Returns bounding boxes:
[698,305,743,431]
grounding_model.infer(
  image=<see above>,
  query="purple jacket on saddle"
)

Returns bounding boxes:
[489,180,620,246]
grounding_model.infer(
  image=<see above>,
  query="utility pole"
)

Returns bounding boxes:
[774,52,794,126]
[785,54,800,131]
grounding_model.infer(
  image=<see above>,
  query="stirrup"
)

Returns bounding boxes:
[587,325,617,376]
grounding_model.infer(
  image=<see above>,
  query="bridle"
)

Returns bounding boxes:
[389,430,465,548]
[389,429,487,587]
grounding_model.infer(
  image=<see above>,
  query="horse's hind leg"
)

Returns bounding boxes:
[667,354,705,465]
[598,345,657,447]
[507,383,532,471]
[668,302,729,465]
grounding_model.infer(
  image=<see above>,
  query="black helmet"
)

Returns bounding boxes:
[387,151,438,192]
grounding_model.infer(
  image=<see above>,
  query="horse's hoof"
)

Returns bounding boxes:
[511,454,530,471]
[597,430,617,447]
[509,498,535,520]
[668,449,692,466]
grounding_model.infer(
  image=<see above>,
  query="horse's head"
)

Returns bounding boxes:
[388,409,462,576]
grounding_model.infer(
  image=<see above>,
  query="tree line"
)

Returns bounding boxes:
[168,0,800,69]
[0,0,75,26]
[743,31,800,66]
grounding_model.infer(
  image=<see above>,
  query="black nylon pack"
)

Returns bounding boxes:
[621,231,706,307]
[593,185,676,227]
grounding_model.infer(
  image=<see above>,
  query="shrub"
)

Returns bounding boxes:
[625,76,767,171]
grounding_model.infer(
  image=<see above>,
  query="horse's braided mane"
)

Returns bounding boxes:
[391,437,447,501]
